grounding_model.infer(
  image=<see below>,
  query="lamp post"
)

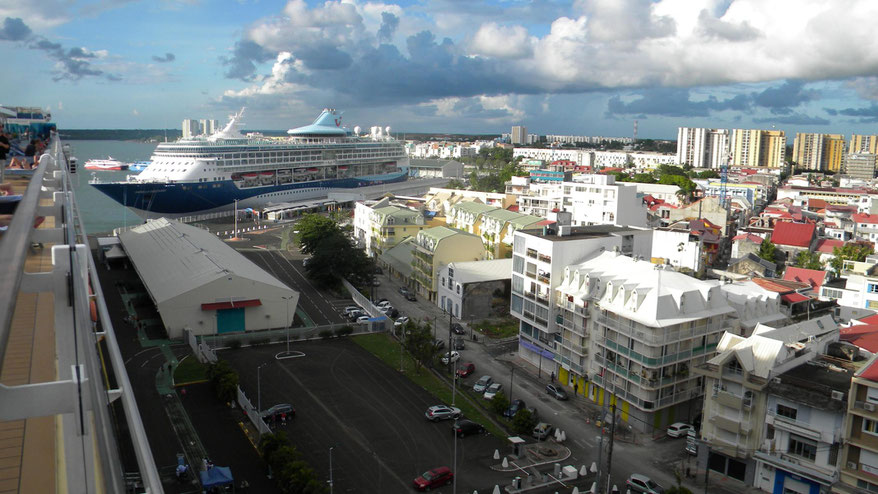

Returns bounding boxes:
[329,446,334,494]
[257,362,269,414]
[510,367,515,404]
[282,295,294,355]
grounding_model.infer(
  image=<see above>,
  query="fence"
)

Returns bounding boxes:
[342,278,386,319]
[185,328,217,364]
[198,321,384,350]
[237,385,271,436]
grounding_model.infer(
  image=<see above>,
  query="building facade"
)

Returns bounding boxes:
[731,129,787,168]
[845,153,877,181]
[412,226,484,302]
[512,126,527,145]
[353,199,427,257]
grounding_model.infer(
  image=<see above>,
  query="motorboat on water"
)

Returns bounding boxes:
[84,157,129,171]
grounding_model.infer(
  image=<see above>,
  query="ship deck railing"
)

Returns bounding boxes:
[0,134,162,493]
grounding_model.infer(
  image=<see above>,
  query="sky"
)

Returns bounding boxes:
[3,0,878,139]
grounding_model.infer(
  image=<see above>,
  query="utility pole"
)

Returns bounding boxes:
[510,368,515,404]
[704,442,710,494]
[447,309,453,375]
[605,402,617,494]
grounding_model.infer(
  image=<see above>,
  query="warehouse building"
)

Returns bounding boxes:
[119,218,299,338]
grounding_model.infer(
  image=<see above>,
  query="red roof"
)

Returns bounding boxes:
[858,313,878,325]
[732,233,763,244]
[815,238,844,253]
[854,213,878,225]
[771,222,816,248]
[201,299,262,311]
[751,277,811,293]
[506,205,520,212]
[780,293,810,304]
[782,267,826,292]
[536,219,556,226]
[859,354,878,382]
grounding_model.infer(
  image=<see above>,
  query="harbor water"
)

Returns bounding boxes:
[64,140,158,234]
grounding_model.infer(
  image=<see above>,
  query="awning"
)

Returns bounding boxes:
[201,299,262,311]
[781,293,809,304]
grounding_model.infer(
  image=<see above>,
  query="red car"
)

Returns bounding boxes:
[413,466,453,491]
[456,362,475,378]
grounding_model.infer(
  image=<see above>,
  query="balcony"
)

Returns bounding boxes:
[766,409,833,443]
[715,389,743,409]
[538,253,552,263]
[710,414,744,434]
[753,450,837,486]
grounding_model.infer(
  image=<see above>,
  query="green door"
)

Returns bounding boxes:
[217,308,245,333]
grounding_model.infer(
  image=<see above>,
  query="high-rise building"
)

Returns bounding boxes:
[181,119,199,139]
[793,133,845,171]
[845,153,878,180]
[677,127,709,168]
[731,129,785,168]
[511,126,527,145]
[708,129,730,169]
[851,134,878,154]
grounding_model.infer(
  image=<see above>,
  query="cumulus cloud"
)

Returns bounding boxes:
[470,23,533,59]
[221,39,274,80]
[151,52,175,63]
[377,12,398,43]
[0,17,31,41]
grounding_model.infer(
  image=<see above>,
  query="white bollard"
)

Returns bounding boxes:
[554,428,561,441]
[494,449,500,460]
[502,457,509,468]
[560,430,567,442]
[611,485,618,494]
[580,465,588,476]
[589,482,597,494]
[590,462,597,473]
[493,486,501,494]
[572,488,579,494]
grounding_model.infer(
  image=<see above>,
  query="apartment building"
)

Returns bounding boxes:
[478,209,544,259]
[838,354,878,494]
[411,226,484,302]
[553,251,737,433]
[563,175,647,227]
[850,134,878,155]
[446,201,499,234]
[677,127,729,169]
[353,198,426,257]
[794,133,845,172]
[510,225,653,389]
[512,147,594,167]
[754,354,855,494]
[512,125,527,145]
[845,153,877,181]
[436,259,511,320]
[731,129,787,168]
[695,317,837,486]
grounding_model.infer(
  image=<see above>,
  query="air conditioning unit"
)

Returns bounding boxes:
[831,390,844,401]
[865,402,877,412]
[847,461,858,470]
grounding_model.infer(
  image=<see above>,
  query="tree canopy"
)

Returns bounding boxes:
[795,251,824,270]
[295,214,373,289]
[830,242,874,273]
[758,239,780,265]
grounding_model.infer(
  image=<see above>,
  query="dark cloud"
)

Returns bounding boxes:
[67,46,97,59]
[754,113,830,125]
[297,45,352,70]
[605,87,749,117]
[696,9,760,41]
[221,39,274,80]
[824,108,838,116]
[152,52,175,63]
[377,12,398,43]
[751,80,817,114]
[838,104,878,123]
[27,37,116,81]
[0,17,31,41]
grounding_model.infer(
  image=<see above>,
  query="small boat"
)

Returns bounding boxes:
[260,172,274,177]
[242,173,259,179]
[307,167,319,172]
[84,156,129,171]
[338,165,348,171]
[128,161,151,172]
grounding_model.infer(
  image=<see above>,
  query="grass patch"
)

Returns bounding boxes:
[353,333,506,438]
[474,318,520,339]
[174,355,209,383]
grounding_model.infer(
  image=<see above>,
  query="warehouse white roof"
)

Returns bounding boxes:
[119,218,292,304]
[446,259,512,284]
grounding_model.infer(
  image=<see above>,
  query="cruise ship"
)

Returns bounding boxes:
[90,108,409,218]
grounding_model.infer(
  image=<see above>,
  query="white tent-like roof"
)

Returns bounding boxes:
[119,218,291,305]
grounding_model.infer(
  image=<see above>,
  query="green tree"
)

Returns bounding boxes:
[296,214,339,255]
[795,251,824,270]
[296,213,373,289]
[758,239,779,264]
[657,164,688,177]
[445,179,466,189]
[631,173,656,183]
[406,322,441,373]
[696,170,720,179]
[511,408,537,435]
[207,359,239,403]
[489,391,510,415]
[830,242,874,273]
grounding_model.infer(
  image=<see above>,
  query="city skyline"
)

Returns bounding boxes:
[3,0,878,139]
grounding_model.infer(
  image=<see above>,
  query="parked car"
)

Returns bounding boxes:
[301,257,311,267]
[347,310,365,321]
[440,351,460,365]
[374,266,383,274]
[545,383,568,400]
[504,399,526,418]
[405,292,417,301]
[626,473,664,494]
[377,300,392,309]
[452,337,465,350]
[260,403,295,420]
[371,278,381,286]
[413,467,453,491]
[387,308,399,318]
[394,316,410,328]
[398,286,410,296]
[425,405,462,422]
[483,383,503,400]
[473,376,493,393]
[456,362,475,378]
[343,305,360,316]
[452,419,485,437]
[451,322,466,335]
[434,340,445,351]
[356,315,371,325]
[532,422,554,440]
[666,422,694,438]
[379,305,395,315]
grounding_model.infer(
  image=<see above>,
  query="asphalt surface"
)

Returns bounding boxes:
[221,339,516,493]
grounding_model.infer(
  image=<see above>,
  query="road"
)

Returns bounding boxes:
[369,270,706,494]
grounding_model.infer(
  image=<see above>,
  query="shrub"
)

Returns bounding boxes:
[490,391,510,415]
[319,329,333,339]
[511,409,537,435]
[207,359,239,403]
[335,325,354,337]
[227,339,242,350]
[258,433,327,494]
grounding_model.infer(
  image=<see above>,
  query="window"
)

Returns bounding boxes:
[456,284,460,294]
[869,284,878,294]
[725,359,743,376]
[776,404,797,420]
[787,435,816,461]
[865,419,878,436]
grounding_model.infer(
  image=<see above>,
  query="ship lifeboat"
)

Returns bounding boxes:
[242,173,259,179]
[307,167,319,172]
[294,168,306,173]
[338,165,348,171]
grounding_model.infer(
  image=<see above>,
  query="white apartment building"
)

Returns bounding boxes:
[511,226,653,388]
[562,175,646,227]
[754,355,853,494]
[628,152,677,168]
[678,127,710,168]
[553,250,737,433]
[708,129,731,169]
[695,317,838,486]
[182,119,199,139]
[353,198,426,257]
[513,147,594,167]
[512,126,527,145]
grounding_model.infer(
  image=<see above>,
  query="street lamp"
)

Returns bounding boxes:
[329,446,334,494]
[509,367,515,404]
[282,295,294,356]
[257,362,269,414]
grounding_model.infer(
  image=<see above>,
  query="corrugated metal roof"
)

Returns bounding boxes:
[771,222,815,247]
[447,259,512,284]
[380,237,415,277]
[119,218,292,304]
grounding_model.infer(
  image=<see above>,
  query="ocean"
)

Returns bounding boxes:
[65,140,158,234]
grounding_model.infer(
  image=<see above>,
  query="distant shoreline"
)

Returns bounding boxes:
[57,129,501,142]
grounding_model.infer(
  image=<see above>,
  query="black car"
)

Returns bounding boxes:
[434,340,445,350]
[503,399,526,418]
[453,337,465,350]
[545,384,569,400]
[451,323,465,335]
[452,419,485,437]
[405,292,417,301]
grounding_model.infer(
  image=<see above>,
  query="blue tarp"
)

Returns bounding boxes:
[199,466,234,488]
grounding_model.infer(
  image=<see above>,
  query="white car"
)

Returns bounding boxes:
[394,316,410,328]
[440,351,460,365]
[666,422,694,438]
[377,300,392,309]
[356,315,371,325]
[483,383,503,400]
[344,305,361,316]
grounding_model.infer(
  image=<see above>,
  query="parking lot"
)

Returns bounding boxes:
[222,338,512,492]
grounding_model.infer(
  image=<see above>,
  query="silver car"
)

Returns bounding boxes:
[473,375,493,393]
[425,405,462,422]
